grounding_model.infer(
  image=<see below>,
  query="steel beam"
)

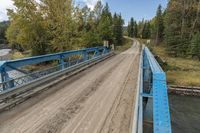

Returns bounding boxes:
[144,47,171,133]
[0,47,108,72]
[0,46,109,90]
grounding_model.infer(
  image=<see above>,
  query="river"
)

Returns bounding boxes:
[169,94,200,133]
[0,49,26,84]
[144,94,200,133]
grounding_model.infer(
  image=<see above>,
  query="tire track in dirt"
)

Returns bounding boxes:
[0,53,126,133]
[0,41,140,133]
[59,43,140,133]
[99,43,140,133]
[37,55,126,133]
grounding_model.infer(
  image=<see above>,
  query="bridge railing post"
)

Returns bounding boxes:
[94,49,100,57]
[0,68,14,90]
[103,47,109,54]
[83,50,89,61]
[59,55,65,70]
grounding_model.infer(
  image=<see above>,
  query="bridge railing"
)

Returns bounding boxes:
[0,46,110,91]
[136,47,172,133]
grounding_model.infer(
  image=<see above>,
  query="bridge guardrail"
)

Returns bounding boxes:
[143,47,172,133]
[132,45,143,133]
[134,46,171,133]
[0,46,109,91]
[0,52,113,112]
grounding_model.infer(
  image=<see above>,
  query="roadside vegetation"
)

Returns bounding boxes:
[126,0,200,87]
[146,42,200,87]
[1,0,199,87]
[0,21,9,45]
[5,1,124,57]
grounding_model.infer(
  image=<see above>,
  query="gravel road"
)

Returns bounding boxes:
[0,40,141,133]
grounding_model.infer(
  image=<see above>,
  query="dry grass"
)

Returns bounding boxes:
[167,71,200,86]
[150,44,200,87]
[11,51,25,59]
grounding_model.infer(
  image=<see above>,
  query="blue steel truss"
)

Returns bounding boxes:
[142,47,171,133]
[0,46,109,91]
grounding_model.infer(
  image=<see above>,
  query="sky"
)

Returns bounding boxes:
[0,0,168,25]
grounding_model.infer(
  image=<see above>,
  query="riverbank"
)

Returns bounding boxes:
[138,39,200,87]
[153,45,200,87]
[168,85,200,96]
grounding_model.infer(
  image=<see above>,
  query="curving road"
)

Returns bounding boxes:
[0,40,141,133]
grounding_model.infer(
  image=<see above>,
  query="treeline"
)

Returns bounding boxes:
[164,0,200,59]
[6,0,124,56]
[127,0,200,60]
[127,18,151,39]
[0,21,9,44]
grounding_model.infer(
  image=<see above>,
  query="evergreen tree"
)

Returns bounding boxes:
[190,32,200,60]
[142,21,151,39]
[164,0,200,57]
[113,13,124,46]
[134,21,138,38]
[0,21,9,44]
[155,4,164,44]
[127,18,135,37]
[97,3,113,43]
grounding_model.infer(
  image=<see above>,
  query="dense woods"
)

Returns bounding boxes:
[165,0,200,59]
[0,0,199,59]
[127,0,200,60]
[0,21,9,44]
[5,0,124,56]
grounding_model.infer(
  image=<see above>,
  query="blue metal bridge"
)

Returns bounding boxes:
[0,45,171,133]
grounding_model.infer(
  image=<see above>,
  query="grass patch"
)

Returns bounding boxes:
[145,42,200,87]
[11,50,31,60]
[167,71,200,86]
[115,37,133,53]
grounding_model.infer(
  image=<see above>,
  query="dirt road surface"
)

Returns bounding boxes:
[0,40,141,133]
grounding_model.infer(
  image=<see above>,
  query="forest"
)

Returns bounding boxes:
[4,0,124,56]
[0,0,199,60]
[127,0,200,60]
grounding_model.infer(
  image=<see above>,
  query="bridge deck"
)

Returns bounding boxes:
[0,41,140,133]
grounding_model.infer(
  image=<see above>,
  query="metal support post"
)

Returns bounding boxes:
[83,50,89,61]
[59,55,65,69]
[0,68,14,90]
[94,49,100,57]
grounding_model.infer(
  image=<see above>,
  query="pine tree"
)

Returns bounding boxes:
[113,13,124,46]
[164,0,200,57]
[165,0,183,56]
[142,21,151,39]
[190,32,200,60]
[97,3,113,44]
[155,4,164,44]
[0,21,9,44]
[134,21,138,38]
[127,18,135,37]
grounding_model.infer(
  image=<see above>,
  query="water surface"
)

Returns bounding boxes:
[169,94,200,133]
